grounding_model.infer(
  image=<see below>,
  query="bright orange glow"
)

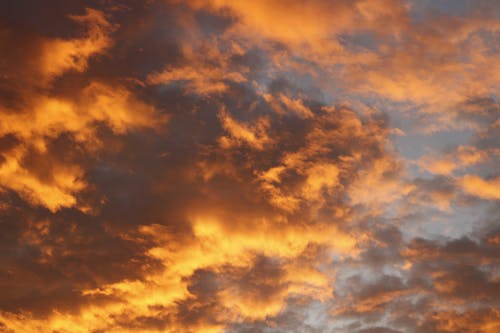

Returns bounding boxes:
[0,1,498,332]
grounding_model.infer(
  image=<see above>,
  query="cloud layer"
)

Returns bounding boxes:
[0,1,498,332]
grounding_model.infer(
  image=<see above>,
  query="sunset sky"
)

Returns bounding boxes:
[0,1,499,332]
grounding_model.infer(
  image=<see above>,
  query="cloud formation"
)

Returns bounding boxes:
[0,1,498,332]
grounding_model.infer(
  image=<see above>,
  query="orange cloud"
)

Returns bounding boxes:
[429,309,500,333]
[180,0,407,42]
[1,1,499,332]
[0,211,355,332]
[147,39,247,95]
[419,146,490,176]
[39,8,113,80]
[262,93,314,119]
[218,108,272,150]
[0,82,162,211]
[460,175,500,200]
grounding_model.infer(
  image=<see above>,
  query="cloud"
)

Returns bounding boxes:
[39,8,114,79]
[460,175,500,200]
[179,0,408,43]
[0,1,499,332]
[0,82,163,211]
[419,145,491,175]
[218,107,272,150]
[147,38,248,95]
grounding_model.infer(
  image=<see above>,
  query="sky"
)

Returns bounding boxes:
[0,0,499,332]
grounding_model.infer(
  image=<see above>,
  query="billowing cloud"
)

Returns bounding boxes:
[0,1,498,332]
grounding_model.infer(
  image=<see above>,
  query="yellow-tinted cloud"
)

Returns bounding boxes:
[0,149,86,212]
[0,82,162,211]
[142,215,354,321]
[0,211,355,332]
